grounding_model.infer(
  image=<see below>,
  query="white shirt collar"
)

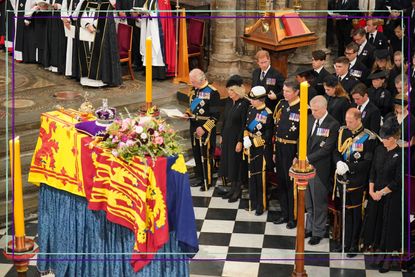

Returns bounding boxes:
[317,111,328,125]
[314,66,323,74]
[339,72,348,80]
[358,40,367,55]
[262,65,271,76]
[369,30,377,38]
[360,98,370,111]
[349,58,357,68]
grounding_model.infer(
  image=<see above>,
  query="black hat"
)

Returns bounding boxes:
[248,86,267,100]
[393,94,408,106]
[379,116,400,139]
[374,49,390,60]
[226,75,244,88]
[368,70,388,80]
[293,66,313,77]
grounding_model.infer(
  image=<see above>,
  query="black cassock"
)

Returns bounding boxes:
[76,0,122,86]
[0,0,5,39]
[218,98,249,182]
[361,145,402,252]
[42,0,66,73]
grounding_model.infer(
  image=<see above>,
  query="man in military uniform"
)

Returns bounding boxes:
[187,69,221,191]
[251,50,285,112]
[273,80,300,229]
[345,42,370,86]
[334,108,377,257]
[243,86,274,216]
[334,56,360,95]
[352,28,376,70]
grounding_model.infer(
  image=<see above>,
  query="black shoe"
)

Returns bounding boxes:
[200,184,211,191]
[379,256,391,273]
[255,207,264,216]
[216,185,231,195]
[273,216,288,225]
[346,247,359,258]
[222,190,234,199]
[228,189,241,203]
[305,231,312,238]
[308,236,322,245]
[286,221,297,229]
[191,181,203,187]
[333,245,348,253]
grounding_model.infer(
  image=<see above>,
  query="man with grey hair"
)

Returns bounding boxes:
[186,68,221,191]
[305,95,340,245]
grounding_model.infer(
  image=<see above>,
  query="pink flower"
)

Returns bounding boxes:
[112,136,119,143]
[154,131,159,137]
[118,142,126,149]
[155,136,164,145]
[111,149,119,157]
[158,124,165,132]
[121,135,128,142]
[139,116,151,125]
[126,139,135,147]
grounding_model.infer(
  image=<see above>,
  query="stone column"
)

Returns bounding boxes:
[208,0,240,80]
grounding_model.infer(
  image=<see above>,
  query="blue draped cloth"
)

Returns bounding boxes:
[37,184,193,276]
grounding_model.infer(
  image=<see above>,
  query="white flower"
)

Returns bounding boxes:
[126,140,135,147]
[140,133,148,140]
[139,116,151,125]
[111,149,119,157]
[134,125,144,134]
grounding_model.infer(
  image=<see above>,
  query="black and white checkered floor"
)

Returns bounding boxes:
[0,178,414,276]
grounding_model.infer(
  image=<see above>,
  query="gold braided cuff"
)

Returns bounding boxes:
[253,136,265,147]
[202,119,216,133]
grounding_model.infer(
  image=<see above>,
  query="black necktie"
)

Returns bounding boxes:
[310,119,319,145]
[369,33,374,45]
[357,105,361,111]
[260,71,265,81]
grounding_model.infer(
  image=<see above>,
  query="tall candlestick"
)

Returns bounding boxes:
[145,37,152,107]
[298,81,308,162]
[9,137,25,237]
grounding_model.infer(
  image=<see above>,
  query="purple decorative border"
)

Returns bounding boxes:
[6,12,413,264]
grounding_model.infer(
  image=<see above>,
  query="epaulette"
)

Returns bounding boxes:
[265,107,272,114]
[363,128,379,140]
[273,99,284,120]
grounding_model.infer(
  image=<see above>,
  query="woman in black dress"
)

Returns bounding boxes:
[323,75,351,125]
[219,75,249,202]
[360,117,402,273]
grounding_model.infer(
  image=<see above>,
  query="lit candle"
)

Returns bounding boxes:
[145,37,152,106]
[298,81,308,162]
[9,137,25,237]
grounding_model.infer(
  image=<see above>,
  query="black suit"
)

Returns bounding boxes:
[252,67,285,112]
[339,72,359,94]
[410,67,415,93]
[310,67,330,96]
[353,101,381,134]
[357,42,376,70]
[349,60,370,85]
[334,0,359,55]
[305,114,340,237]
[366,31,388,50]
[406,6,415,40]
